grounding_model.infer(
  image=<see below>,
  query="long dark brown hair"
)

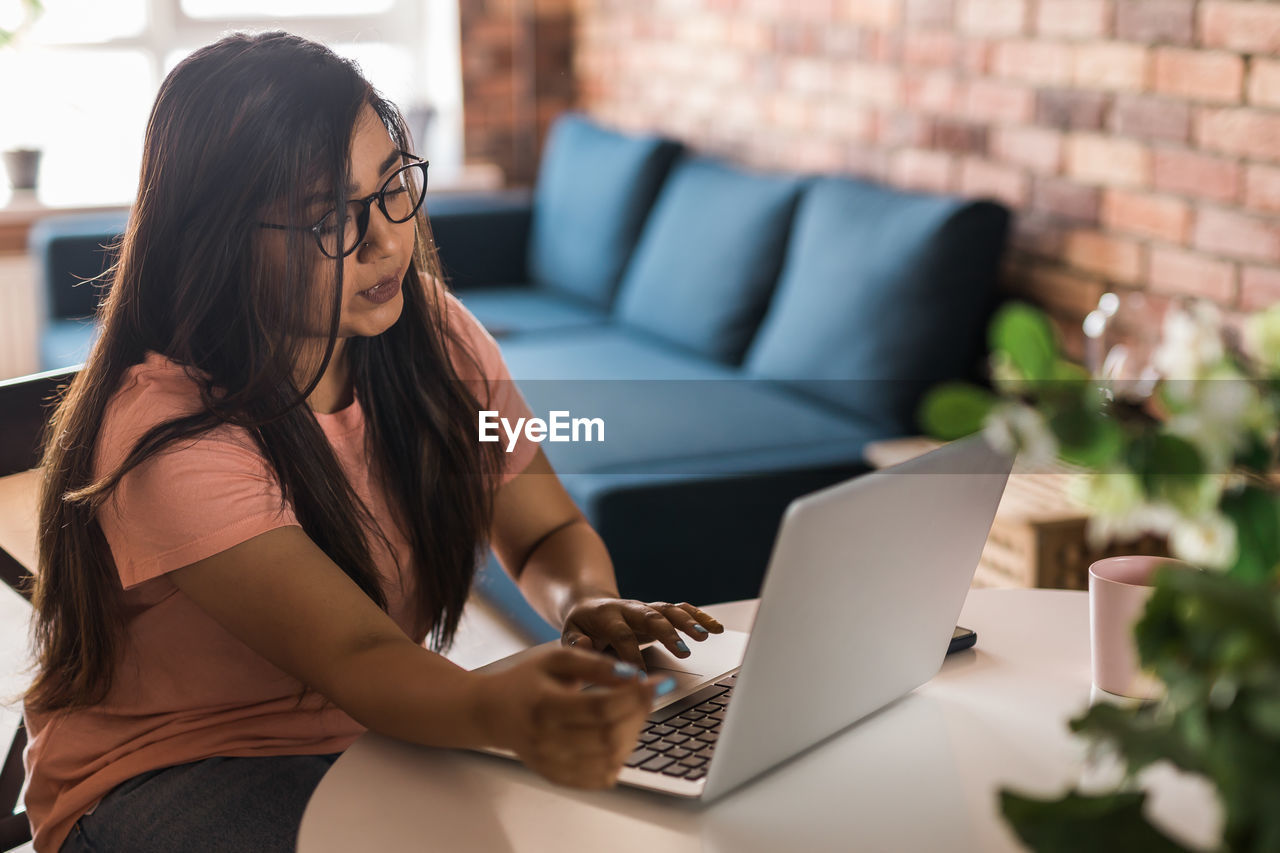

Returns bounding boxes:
[26,31,504,714]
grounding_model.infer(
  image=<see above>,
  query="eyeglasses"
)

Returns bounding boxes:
[258,154,429,258]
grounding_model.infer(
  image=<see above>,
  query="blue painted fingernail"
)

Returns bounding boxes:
[655,677,677,697]
[692,625,709,635]
[676,641,690,654]
[613,661,639,678]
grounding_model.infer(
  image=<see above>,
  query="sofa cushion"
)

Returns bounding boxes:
[744,177,1009,431]
[496,327,883,476]
[457,286,607,337]
[527,114,680,309]
[613,157,802,364]
[498,326,733,382]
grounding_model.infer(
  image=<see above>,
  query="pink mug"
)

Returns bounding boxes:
[1089,556,1190,700]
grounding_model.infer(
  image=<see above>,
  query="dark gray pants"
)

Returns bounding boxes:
[59,753,343,853]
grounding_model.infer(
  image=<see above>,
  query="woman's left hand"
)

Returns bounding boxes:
[561,598,725,671]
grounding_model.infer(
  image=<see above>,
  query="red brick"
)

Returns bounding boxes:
[877,111,936,146]
[1073,43,1149,92]
[1032,177,1101,224]
[933,119,989,153]
[820,24,867,58]
[843,145,890,180]
[1036,0,1111,38]
[1066,134,1151,188]
[889,148,955,193]
[1195,108,1280,163]
[1153,48,1244,103]
[818,102,876,140]
[841,62,902,106]
[1153,148,1241,203]
[1240,265,1280,311]
[782,58,834,95]
[906,0,955,28]
[1110,95,1190,143]
[1193,206,1280,263]
[728,20,771,52]
[960,40,993,74]
[1011,212,1067,257]
[958,0,1027,35]
[839,0,901,27]
[959,157,1030,206]
[1247,58,1280,109]
[1010,262,1107,319]
[904,71,961,112]
[1036,88,1110,130]
[768,96,818,131]
[1200,1,1280,53]
[1149,246,1237,302]
[1101,189,1190,243]
[865,30,904,64]
[772,20,824,54]
[903,31,959,68]
[1064,230,1145,283]
[1245,165,1280,215]
[993,40,1073,85]
[790,137,848,172]
[965,79,1035,123]
[990,125,1062,173]
[1115,0,1194,44]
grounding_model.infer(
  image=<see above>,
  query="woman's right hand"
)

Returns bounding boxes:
[471,646,672,789]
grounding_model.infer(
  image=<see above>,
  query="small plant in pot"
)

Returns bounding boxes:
[920,299,1280,852]
[1,0,46,192]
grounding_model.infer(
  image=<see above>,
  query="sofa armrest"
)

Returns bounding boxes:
[426,188,534,290]
[28,212,129,321]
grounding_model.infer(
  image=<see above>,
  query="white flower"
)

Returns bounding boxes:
[989,351,1025,395]
[1165,364,1270,473]
[1083,499,1181,550]
[1152,301,1226,383]
[1169,512,1238,571]
[983,402,1058,468]
[1068,471,1144,516]
[1243,304,1280,373]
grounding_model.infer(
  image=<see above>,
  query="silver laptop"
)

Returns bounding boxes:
[475,434,1013,802]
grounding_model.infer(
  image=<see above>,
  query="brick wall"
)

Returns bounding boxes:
[459,0,575,186]
[564,0,1280,350]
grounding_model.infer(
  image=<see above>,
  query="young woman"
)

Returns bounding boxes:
[23,31,722,853]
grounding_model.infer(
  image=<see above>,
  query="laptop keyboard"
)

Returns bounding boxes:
[624,673,737,781]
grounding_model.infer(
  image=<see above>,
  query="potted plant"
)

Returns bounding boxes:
[920,299,1280,851]
[1,0,46,192]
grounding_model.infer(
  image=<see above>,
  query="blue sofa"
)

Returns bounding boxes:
[433,114,1011,637]
[27,113,1010,640]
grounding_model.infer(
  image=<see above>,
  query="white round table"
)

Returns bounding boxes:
[297,590,1219,852]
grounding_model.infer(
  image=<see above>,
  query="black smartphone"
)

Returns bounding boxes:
[947,625,977,654]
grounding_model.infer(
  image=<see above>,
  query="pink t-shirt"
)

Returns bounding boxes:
[22,295,538,853]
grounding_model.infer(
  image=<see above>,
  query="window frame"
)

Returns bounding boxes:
[5,0,464,206]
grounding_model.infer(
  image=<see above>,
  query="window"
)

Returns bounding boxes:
[0,0,463,207]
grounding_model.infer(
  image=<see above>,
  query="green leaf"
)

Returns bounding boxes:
[990,302,1060,383]
[1221,488,1280,584]
[1000,789,1191,853]
[1049,406,1123,468]
[1126,433,1208,513]
[918,383,997,440]
[1070,702,1205,776]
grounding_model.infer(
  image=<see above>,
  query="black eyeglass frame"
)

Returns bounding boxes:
[258,153,429,258]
